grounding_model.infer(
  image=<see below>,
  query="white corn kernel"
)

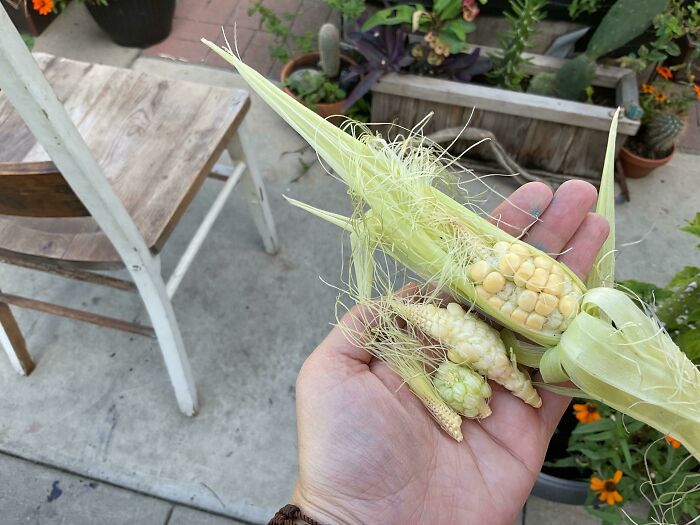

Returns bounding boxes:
[488,296,504,309]
[493,241,510,255]
[510,244,531,257]
[511,308,528,324]
[534,256,553,270]
[500,302,515,317]
[475,285,491,300]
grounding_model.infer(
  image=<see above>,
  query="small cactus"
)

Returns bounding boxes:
[318,23,340,79]
[645,112,685,156]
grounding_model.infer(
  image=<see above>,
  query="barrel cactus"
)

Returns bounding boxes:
[645,112,685,157]
[318,23,340,79]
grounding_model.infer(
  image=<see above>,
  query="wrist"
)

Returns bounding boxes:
[289,483,364,525]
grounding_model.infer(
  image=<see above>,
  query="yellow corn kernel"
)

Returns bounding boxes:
[559,295,577,317]
[499,253,521,277]
[511,308,529,324]
[544,274,564,296]
[475,285,491,300]
[534,256,553,270]
[488,296,505,309]
[526,268,549,292]
[500,302,515,317]
[509,244,531,257]
[483,272,506,293]
[535,293,558,316]
[517,290,538,312]
[469,260,490,282]
[526,313,546,330]
[514,260,535,287]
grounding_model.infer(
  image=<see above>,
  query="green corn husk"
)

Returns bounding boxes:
[202,39,700,460]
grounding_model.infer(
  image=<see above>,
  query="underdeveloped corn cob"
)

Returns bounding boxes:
[434,360,492,418]
[396,301,542,408]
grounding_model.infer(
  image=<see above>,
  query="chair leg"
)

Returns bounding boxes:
[0,301,34,375]
[135,268,199,416]
[227,122,279,255]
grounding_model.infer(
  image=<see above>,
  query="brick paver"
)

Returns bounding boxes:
[144,0,334,77]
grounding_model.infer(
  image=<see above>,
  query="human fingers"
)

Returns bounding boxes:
[557,212,610,280]
[524,180,598,256]
[489,182,554,237]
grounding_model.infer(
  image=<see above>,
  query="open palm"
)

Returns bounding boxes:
[293,181,610,525]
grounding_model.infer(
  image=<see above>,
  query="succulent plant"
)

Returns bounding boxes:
[318,23,341,79]
[644,112,685,156]
[528,0,669,101]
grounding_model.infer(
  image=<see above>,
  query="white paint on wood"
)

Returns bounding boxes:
[166,162,246,298]
[372,73,640,135]
[228,123,279,255]
[0,321,29,375]
[0,7,198,415]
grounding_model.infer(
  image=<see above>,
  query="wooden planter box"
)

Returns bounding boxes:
[2,0,58,36]
[370,48,641,182]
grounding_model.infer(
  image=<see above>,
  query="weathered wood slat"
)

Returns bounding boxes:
[0,292,155,337]
[372,73,639,135]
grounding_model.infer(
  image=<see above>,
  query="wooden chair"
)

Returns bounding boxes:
[0,17,278,415]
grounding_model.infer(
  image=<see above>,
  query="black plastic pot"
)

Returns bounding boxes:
[532,401,590,505]
[86,0,176,48]
[532,472,589,505]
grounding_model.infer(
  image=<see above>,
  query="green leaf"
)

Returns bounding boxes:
[433,0,462,20]
[680,212,700,239]
[617,279,672,304]
[361,7,412,31]
[619,439,633,470]
[676,329,700,360]
[572,418,616,435]
[441,18,476,42]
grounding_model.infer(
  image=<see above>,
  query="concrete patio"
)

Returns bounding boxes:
[2,2,699,524]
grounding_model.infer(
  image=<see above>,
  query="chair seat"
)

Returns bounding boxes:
[0,53,250,268]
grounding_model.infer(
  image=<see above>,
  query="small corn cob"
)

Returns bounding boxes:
[397,301,542,408]
[434,360,492,418]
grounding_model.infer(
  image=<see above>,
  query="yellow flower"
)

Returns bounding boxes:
[590,470,623,506]
[655,91,668,102]
[32,0,54,15]
[641,84,655,94]
[573,402,601,424]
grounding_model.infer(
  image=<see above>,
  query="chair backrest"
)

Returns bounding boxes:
[0,161,88,217]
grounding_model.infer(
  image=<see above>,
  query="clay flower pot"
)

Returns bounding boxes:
[280,52,356,124]
[619,145,675,179]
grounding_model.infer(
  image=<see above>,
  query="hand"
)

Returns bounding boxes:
[292,181,610,525]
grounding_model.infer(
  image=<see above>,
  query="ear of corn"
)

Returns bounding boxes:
[395,301,542,408]
[203,40,700,461]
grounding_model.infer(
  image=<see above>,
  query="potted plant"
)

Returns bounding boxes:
[618,67,698,178]
[539,215,700,522]
[364,0,648,181]
[281,23,358,123]
[84,0,175,48]
[2,0,60,35]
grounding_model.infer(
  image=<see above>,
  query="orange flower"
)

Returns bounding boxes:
[590,470,624,506]
[694,84,700,100]
[642,83,655,94]
[573,403,601,424]
[32,0,54,15]
[655,91,668,102]
[656,66,673,80]
[665,436,682,449]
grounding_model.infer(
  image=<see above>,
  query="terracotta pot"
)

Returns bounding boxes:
[280,52,356,124]
[619,145,675,179]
